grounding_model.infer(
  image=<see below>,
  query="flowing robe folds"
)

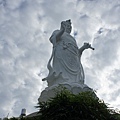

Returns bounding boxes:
[43,30,84,86]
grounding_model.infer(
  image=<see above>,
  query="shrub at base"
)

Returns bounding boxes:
[36,87,119,120]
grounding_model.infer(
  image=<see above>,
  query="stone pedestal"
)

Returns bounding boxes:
[38,82,94,102]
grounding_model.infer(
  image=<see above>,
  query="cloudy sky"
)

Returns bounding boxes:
[0,0,120,118]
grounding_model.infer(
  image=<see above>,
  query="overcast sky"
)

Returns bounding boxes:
[0,0,120,118]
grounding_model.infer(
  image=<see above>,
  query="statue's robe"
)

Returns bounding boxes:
[43,30,84,86]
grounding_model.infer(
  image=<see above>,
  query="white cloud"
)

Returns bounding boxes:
[0,0,120,118]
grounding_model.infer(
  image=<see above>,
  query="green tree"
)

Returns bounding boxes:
[36,87,120,120]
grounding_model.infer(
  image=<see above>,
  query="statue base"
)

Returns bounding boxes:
[38,82,95,102]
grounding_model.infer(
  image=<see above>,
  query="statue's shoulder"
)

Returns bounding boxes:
[52,30,59,35]
[49,30,59,43]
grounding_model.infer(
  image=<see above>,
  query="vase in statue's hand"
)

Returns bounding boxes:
[84,42,95,50]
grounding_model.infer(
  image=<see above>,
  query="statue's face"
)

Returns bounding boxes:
[65,23,72,34]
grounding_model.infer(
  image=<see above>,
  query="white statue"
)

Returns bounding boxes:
[39,20,95,102]
[42,19,94,86]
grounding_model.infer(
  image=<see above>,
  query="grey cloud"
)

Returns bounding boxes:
[0,0,48,117]
[102,3,120,26]
[108,69,120,84]
[90,28,120,70]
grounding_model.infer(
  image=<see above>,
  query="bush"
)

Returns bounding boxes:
[36,87,120,120]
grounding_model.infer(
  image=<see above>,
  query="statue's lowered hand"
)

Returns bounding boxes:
[84,42,95,50]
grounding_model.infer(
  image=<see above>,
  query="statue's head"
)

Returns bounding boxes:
[65,19,72,34]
